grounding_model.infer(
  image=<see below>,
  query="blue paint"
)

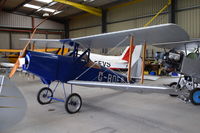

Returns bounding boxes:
[48,97,65,102]
[22,49,134,85]
[193,90,200,104]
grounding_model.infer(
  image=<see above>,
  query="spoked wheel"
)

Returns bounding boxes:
[189,88,200,105]
[65,93,82,114]
[37,87,53,105]
[169,82,180,97]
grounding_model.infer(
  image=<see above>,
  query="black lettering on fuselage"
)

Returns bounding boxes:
[94,60,111,67]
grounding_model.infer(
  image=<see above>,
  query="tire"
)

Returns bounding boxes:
[65,93,82,114]
[189,88,200,105]
[169,82,180,97]
[37,87,53,105]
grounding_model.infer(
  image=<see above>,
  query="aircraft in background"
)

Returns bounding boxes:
[9,23,190,114]
[0,48,69,63]
[80,46,133,71]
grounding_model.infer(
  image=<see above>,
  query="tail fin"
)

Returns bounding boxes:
[130,45,143,78]
[121,45,135,62]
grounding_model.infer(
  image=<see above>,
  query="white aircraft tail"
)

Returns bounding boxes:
[130,45,143,78]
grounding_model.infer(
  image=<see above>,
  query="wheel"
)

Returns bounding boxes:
[169,82,180,97]
[65,93,82,114]
[37,87,53,105]
[189,88,200,105]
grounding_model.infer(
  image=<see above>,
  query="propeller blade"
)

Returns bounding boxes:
[8,60,20,78]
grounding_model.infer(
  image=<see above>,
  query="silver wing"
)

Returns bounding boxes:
[153,39,200,50]
[20,23,189,48]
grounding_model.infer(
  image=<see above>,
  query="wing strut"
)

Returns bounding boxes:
[140,41,147,84]
[127,36,134,83]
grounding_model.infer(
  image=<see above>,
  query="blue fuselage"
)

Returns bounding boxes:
[23,51,131,85]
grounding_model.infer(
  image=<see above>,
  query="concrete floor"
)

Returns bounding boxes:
[3,73,200,133]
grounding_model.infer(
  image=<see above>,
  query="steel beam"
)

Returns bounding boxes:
[108,0,144,10]
[168,0,176,23]
[64,20,69,38]
[10,0,32,12]
[53,0,102,16]
[101,9,107,33]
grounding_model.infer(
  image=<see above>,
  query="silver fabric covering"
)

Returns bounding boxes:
[153,39,200,50]
[68,80,173,94]
[20,24,189,49]
[72,23,189,48]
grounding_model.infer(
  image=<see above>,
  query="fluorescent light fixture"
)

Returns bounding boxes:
[24,4,40,9]
[35,0,53,3]
[53,10,62,15]
[83,0,95,2]
[43,8,56,12]
[24,3,61,15]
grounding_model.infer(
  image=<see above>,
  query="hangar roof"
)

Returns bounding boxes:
[1,0,141,22]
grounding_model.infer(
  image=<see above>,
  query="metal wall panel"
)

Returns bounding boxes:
[69,15,101,30]
[176,0,200,38]
[177,0,200,9]
[177,8,200,38]
[107,0,167,23]
[0,11,64,30]
[107,14,168,32]
[69,26,101,38]
[35,18,64,30]
[32,34,46,39]
[0,12,31,28]
[0,32,10,49]
[48,34,62,39]
[11,33,29,49]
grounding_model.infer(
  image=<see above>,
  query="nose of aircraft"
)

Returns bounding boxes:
[19,57,25,67]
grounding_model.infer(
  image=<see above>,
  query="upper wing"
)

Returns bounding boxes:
[19,39,67,48]
[70,23,189,48]
[153,39,200,50]
[20,24,189,49]
[67,80,173,94]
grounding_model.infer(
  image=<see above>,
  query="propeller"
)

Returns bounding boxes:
[8,4,64,78]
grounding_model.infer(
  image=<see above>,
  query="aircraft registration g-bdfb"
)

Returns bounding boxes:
[9,23,190,114]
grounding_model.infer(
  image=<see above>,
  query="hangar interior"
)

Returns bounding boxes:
[0,0,199,55]
[0,0,200,133]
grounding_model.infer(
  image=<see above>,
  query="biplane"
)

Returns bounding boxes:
[9,23,190,114]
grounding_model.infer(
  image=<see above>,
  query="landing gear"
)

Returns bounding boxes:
[37,84,82,114]
[65,93,82,114]
[189,88,200,105]
[37,87,53,105]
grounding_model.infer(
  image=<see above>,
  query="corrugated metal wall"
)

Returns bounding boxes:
[0,32,10,49]
[69,15,101,38]
[0,11,64,49]
[177,0,200,39]
[0,11,64,29]
[11,33,29,49]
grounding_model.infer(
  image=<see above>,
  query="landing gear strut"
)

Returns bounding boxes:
[37,83,82,114]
